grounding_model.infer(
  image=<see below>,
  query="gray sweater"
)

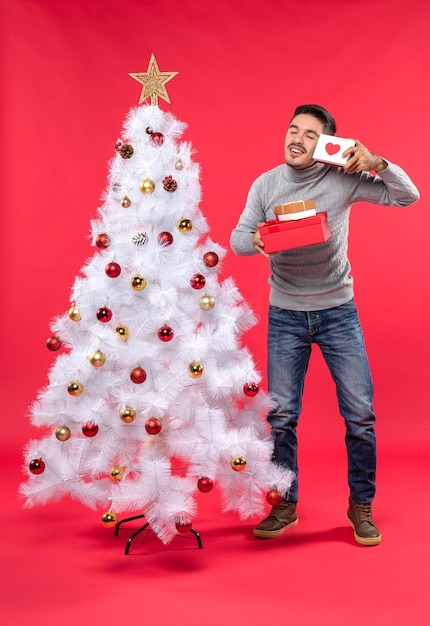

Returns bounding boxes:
[230,161,420,311]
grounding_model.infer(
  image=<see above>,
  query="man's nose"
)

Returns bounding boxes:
[293,132,304,144]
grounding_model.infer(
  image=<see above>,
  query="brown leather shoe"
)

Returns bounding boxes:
[253,502,298,539]
[347,498,382,546]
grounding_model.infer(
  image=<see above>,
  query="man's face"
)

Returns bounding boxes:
[284,113,325,169]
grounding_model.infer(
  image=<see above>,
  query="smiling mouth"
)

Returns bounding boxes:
[288,144,306,155]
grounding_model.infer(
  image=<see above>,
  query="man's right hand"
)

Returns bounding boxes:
[253,223,270,258]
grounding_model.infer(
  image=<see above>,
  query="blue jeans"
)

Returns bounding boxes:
[267,300,376,504]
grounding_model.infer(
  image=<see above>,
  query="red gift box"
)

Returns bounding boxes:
[259,212,330,253]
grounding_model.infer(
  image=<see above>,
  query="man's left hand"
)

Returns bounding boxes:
[342,139,387,174]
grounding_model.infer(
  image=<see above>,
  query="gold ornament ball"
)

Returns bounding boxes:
[101,511,118,528]
[175,157,184,170]
[177,218,192,233]
[115,325,129,341]
[188,361,204,378]
[139,178,155,194]
[68,305,81,321]
[89,349,106,367]
[67,381,83,397]
[230,456,247,472]
[109,465,125,482]
[55,426,71,441]
[121,196,131,208]
[131,275,147,291]
[120,406,136,423]
[199,294,215,311]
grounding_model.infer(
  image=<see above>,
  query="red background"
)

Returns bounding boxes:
[1,1,429,624]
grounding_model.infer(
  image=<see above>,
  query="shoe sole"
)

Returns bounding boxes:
[346,515,382,546]
[253,517,299,539]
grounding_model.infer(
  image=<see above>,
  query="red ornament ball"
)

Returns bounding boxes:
[190,274,206,289]
[266,489,283,506]
[105,262,121,278]
[96,306,112,323]
[149,132,164,146]
[244,382,259,397]
[197,477,214,493]
[175,519,192,534]
[158,231,174,247]
[95,233,111,249]
[203,251,219,267]
[145,417,162,435]
[46,335,62,351]
[29,458,45,475]
[82,422,99,437]
[130,366,147,384]
[158,325,174,342]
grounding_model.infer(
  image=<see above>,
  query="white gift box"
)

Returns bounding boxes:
[274,200,316,222]
[277,208,316,221]
[313,133,355,166]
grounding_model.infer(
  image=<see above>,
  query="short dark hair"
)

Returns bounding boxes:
[292,104,337,135]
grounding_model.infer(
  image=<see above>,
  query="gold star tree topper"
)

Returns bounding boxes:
[129,54,178,106]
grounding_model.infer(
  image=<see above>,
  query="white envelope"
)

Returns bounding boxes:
[313,133,355,166]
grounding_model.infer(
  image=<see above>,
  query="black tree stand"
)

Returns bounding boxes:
[115,513,203,554]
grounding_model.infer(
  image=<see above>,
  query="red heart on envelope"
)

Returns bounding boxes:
[325,143,341,155]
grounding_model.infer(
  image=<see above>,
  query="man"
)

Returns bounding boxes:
[230,104,419,546]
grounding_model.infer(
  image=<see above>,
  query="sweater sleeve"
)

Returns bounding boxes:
[352,160,420,207]
[230,177,266,256]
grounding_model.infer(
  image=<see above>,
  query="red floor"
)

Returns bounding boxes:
[4,393,429,625]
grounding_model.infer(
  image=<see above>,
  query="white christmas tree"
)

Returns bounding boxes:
[21,55,293,546]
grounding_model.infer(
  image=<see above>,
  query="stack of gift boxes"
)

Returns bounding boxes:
[259,200,330,254]
[259,134,356,254]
